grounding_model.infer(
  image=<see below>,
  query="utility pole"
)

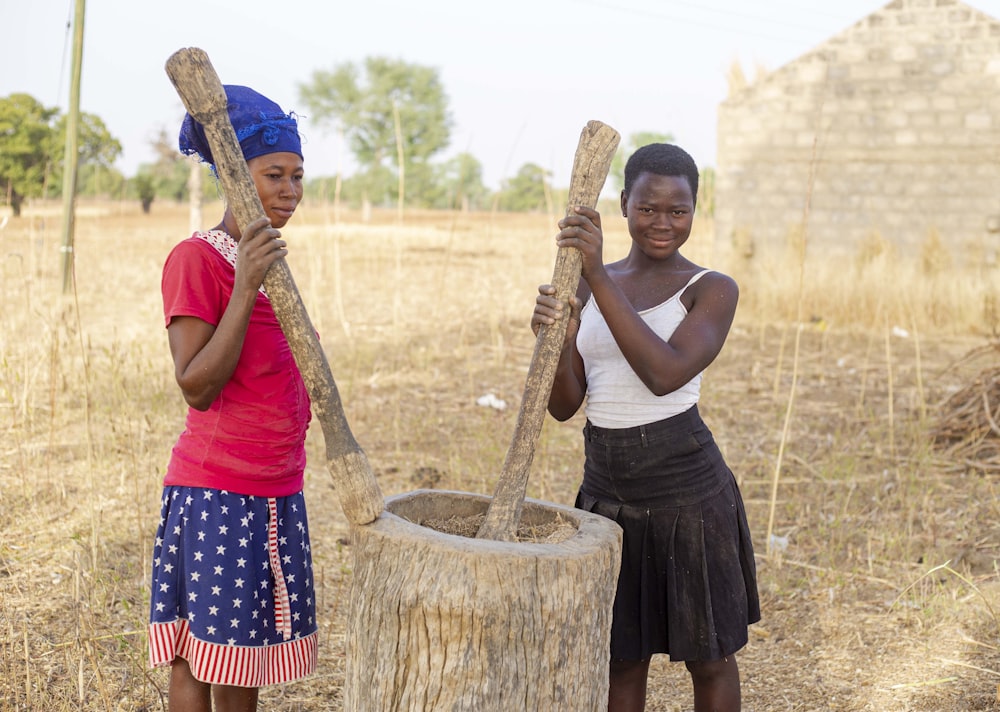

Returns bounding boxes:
[60,0,85,294]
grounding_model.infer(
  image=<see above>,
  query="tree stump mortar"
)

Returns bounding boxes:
[345,489,622,711]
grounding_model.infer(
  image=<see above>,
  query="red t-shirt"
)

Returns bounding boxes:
[161,235,311,497]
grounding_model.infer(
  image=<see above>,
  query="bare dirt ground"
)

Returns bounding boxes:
[2,202,1000,710]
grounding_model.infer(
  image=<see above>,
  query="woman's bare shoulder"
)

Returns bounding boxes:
[688,266,737,292]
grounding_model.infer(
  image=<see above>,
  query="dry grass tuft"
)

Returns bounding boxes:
[930,342,1000,467]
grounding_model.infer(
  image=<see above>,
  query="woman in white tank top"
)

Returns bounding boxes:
[532,143,759,712]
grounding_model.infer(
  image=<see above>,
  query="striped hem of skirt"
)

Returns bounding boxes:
[149,619,317,687]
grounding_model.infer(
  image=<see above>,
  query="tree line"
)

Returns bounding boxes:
[1,57,714,217]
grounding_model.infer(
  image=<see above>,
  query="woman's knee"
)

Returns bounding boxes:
[685,655,738,682]
[611,658,651,677]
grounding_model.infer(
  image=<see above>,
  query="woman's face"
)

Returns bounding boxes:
[247,152,304,229]
[621,172,695,259]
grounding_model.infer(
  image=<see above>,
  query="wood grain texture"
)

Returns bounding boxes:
[346,491,622,711]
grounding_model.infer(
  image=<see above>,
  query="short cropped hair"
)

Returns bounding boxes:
[623,143,699,208]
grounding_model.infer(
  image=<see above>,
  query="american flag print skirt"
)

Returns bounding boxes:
[147,486,318,687]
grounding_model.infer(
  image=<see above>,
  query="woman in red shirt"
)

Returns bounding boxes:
[148,85,316,711]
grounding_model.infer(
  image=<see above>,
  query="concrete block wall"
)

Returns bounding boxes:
[715,0,1000,261]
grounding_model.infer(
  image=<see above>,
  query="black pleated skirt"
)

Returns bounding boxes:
[575,405,760,662]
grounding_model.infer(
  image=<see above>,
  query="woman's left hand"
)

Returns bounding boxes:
[556,206,604,280]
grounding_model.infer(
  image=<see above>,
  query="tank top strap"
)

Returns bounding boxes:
[676,269,713,301]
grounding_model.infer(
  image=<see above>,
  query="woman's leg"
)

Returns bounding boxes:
[212,684,259,712]
[168,657,259,712]
[609,658,651,712]
[168,658,211,712]
[686,655,741,712]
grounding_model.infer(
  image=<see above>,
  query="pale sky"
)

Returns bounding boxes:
[3,0,999,191]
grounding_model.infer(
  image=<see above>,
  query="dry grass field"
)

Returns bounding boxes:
[2,197,1000,711]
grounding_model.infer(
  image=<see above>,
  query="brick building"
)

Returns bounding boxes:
[715,0,1000,261]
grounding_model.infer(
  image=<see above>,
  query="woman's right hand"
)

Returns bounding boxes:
[235,216,287,293]
[531,284,581,347]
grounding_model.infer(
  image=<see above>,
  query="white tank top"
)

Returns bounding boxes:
[576,270,711,428]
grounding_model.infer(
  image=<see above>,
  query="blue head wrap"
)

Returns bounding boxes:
[178,85,302,167]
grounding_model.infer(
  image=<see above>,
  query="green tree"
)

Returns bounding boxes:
[0,93,59,216]
[56,112,121,168]
[0,94,124,214]
[77,163,126,199]
[133,172,156,213]
[497,163,550,213]
[609,131,675,195]
[436,152,488,211]
[298,57,453,209]
[47,112,123,198]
